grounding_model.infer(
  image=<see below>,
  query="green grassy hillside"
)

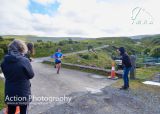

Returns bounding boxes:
[0,35,159,60]
[139,35,160,57]
[140,34,160,46]
[63,51,113,69]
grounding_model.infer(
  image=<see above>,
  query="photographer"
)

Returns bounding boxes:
[1,40,34,114]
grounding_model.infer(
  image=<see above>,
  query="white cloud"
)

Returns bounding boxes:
[0,0,160,37]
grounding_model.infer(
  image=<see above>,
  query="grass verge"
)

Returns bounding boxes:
[112,66,160,93]
[0,78,4,110]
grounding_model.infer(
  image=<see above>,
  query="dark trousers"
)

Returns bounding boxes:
[8,105,28,114]
[123,67,131,87]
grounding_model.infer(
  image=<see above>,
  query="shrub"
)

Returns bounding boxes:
[0,40,11,53]
[143,48,151,55]
[58,41,66,46]
[37,40,43,42]
[68,38,73,44]
[79,54,90,60]
[150,46,160,58]
[0,48,4,59]
[0,36,3,41]
[94,55,98,59]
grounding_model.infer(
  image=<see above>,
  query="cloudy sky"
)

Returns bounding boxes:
[0,0,159,37]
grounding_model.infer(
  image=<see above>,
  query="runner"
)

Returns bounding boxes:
[52,48,63,74]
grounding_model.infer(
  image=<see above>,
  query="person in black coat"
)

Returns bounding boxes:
[117,47,132,90]
[1,40,34,114]
[25,42,35,62]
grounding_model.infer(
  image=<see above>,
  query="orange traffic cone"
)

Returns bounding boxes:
[108,62,118,80]
[15,106,20,114]
[3,107,7,114]
[3,106,20,114]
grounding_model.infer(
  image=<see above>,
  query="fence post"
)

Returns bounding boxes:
[130,55,136,79]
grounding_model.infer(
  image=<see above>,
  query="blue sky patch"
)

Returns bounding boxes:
[28,0,60,15]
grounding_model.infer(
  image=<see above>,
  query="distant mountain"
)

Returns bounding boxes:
[2,34,160,42]
[130,34,160,39]
[2,35,88,42]
[130,35,152,39]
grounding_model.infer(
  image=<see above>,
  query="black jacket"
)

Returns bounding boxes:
[119,47,132,68]
[121,53,132,68]
[1,54,34,104]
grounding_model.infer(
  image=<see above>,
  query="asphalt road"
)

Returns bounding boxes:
[29,62,116,114]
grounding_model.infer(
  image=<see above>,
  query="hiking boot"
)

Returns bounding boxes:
[119,86,129,90]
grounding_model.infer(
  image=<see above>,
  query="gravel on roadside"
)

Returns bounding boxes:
[43,86,160,114]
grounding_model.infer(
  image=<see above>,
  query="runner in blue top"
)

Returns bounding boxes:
[53,48,63,74]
